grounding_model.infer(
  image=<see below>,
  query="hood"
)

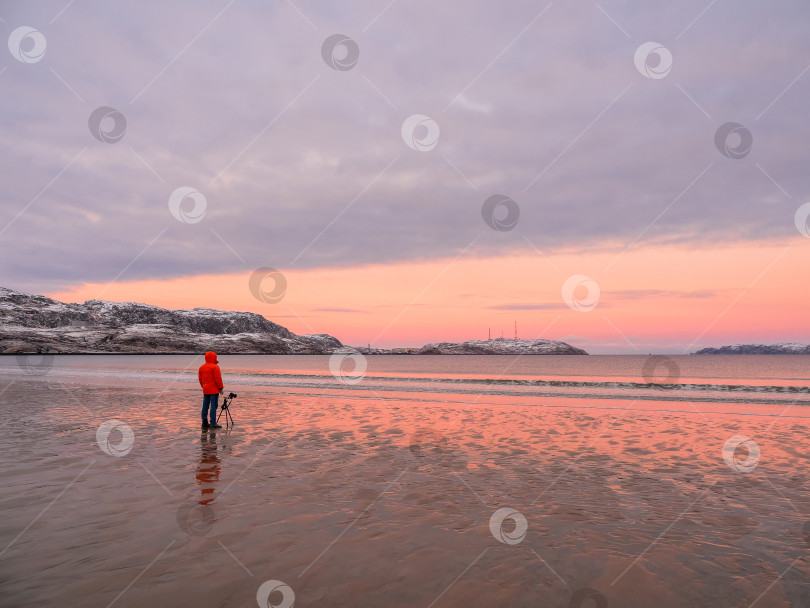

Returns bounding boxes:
[204,351,218,364]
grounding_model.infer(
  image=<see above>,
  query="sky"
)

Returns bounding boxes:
[2,0,810,353]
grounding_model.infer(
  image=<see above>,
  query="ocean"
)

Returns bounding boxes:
[6,353,810,409]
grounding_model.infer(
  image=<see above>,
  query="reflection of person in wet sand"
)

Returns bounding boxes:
[196,431,221,506]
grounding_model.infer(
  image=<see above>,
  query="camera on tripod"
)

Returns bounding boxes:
[218,392,238,428]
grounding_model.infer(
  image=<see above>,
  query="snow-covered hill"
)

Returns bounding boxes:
[694,343,810,355]
[415,338,588,355]
[0,287,342,354]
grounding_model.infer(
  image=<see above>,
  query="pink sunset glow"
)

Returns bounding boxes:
[48,239,810,353]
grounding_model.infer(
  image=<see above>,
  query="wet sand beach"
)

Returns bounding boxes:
[2,357,810,607]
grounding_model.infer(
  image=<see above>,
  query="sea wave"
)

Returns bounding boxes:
[218,371,810,394]
[5,365,810,405]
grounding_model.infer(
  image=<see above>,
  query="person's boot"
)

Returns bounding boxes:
[209,423,222,429]
[201,421,210,430]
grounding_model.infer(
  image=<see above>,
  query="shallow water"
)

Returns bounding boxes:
[6,353,810,404]
[1,355,809,607]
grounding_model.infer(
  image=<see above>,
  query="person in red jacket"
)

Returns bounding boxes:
[198,351,224,429]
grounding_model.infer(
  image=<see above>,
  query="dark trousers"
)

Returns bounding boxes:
[201,393,219,425]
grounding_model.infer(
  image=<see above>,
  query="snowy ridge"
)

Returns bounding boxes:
[353,338,588,355]
[416,338,588,355]
[694,343,810,355]
[0,287,342,354]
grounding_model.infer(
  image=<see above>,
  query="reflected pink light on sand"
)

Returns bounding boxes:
[5,361,810,606]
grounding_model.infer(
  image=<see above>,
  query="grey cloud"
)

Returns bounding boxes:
[314,307,364,313]
[609,289,717,300]
[489,303,569,311]
[1,0,809,293]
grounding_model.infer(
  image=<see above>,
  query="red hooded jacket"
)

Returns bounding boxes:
[198,351,224,394]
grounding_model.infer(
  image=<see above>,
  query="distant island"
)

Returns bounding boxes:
[364,338,587,355]
[694,343,810,355]
[0,288,588,355]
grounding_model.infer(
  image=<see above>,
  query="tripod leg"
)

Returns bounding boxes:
[217,398,229,424]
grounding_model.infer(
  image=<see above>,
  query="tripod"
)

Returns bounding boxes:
[217,393,236,429]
